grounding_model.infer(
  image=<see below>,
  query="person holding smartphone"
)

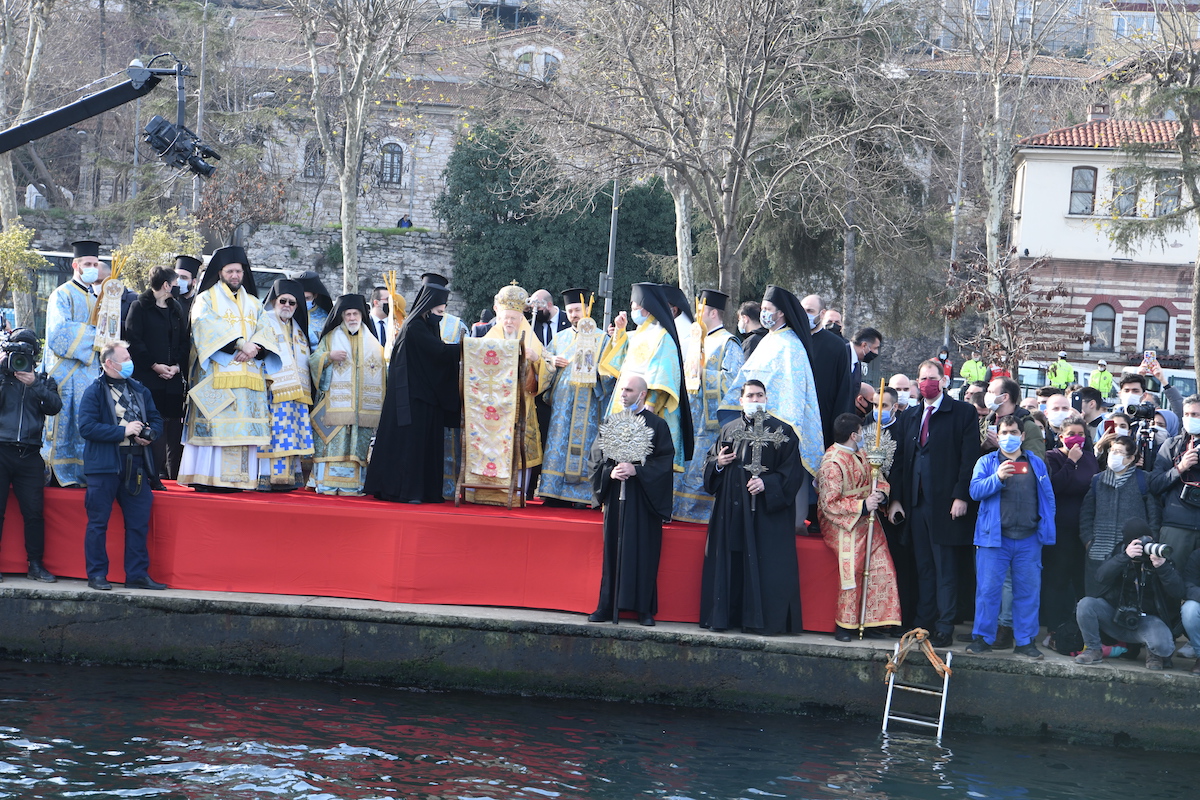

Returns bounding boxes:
[965,414,1056,659]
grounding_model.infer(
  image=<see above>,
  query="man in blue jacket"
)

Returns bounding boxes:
[78,340,165,591]
[966,414,1056,659]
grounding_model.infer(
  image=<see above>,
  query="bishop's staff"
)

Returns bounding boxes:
[595,408,655,625]
[858,378,896,639]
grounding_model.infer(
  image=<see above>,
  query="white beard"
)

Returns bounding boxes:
[503,329,519,340]
[346,321,361,334]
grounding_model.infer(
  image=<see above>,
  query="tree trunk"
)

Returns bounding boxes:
[1193,246,1200,389]
[339,133,362,296]
[664,171,693,301]
[842,194,857,330]
[716,230,741,324]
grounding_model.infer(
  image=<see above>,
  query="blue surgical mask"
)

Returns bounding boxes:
[873,408,893,426]
[759,310,776,329]
[631,308,648,326]
[307,299,315,310]
[80,267,99,284]
[1185,418,1200,437]
[737,320,746,335]
[807,312,818,329]
[177,277,190,293]
[998,433,1022,454]
[117,360,134,379]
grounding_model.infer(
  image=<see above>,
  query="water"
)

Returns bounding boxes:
[0,660,1190,799]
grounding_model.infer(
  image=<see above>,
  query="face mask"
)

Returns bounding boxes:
[862,350,878,364]
[895,389,910,404]
[938,353,948,361]
[984,392,1003,411]
[807,313,818,329]
[760,310,776,329]
[874,408,893,426]
[845,434,860,451]
[998,433,1022,454]
[1108,454,1129,472]
[918,379,941,400]
[1123,393,1143,407]
[827,323,842,337]
[1063,434,1085,449]
[1048,410,1071,428]
[1038,403,1047,412]
[80,267,99,284]
[1114,426,1130,436]
[1185,418,1200,436]
[177,277,190,292]
[117,360,134,379]
[737,320,746,334]
[631,309,648,326]
[307,299,315,310]
[741,401,766,417]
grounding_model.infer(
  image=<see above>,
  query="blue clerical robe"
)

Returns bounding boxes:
[42,280,98,486]
[537,328,612,504]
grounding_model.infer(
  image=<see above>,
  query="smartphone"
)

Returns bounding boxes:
[1104,419,1116,434]
[987,425,998,435]
[1011,461,1030,475]
[1142,350,1159,370]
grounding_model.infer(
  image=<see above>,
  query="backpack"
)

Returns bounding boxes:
[1051,619,1085,656]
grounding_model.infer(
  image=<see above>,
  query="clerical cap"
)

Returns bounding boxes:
[296,270,334,312]
[173,254,203,275]
[421,272,450,287]
[198,245,258,297]
[561,288,587,307]
[762,284,813,357]
[697,289,729,312]
[628,282,694,460]
[494,283,529,312]
[318,293,370,342]
[658,284,694,322]
[264,278,309,335]
[72,240,101,259]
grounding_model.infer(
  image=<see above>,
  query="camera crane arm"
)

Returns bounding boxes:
[0,55,218,176]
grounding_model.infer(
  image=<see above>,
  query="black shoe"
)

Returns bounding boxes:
[956,632,975,643]
[863,628,886,640]
[586,610,612,623]
[638,613,655,627]
[834,627,853,642]
[929,631,953,648]
[87,577,112,591]
[964,637,993,655]
[1013,643,1044,660]
[26,561,56,582]
[150,478,167,491]
[125,576,167,590]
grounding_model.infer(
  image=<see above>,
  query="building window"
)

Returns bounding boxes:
[302,138,325,180]
[1144,306,1169,352]
[1155,172,1182,217]
[1069,166,1096,215]
[1113,172,1139,216]
[1114,12,1156,39]
[514,49,562,83]
[1091,303,1116,351]
[379,143,404,185]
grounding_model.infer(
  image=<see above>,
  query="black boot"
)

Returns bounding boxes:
[27,561,56,583]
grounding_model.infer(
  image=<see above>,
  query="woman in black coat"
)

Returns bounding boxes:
[124,266,188,480]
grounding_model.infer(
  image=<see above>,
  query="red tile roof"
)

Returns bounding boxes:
[1019,119,1198,148]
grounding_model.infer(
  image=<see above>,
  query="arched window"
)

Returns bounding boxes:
[1090,303,1115,351]
[379,143,404,185]
[1069,166,1096,215]
[303,138,325,180]
[1144,306,1169,352]
[513,48,562,83]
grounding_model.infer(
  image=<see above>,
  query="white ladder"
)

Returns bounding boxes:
[882,645,952,739]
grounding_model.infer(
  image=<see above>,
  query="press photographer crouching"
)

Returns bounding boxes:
[1075,518,1184,669]
[0,328,61,581]
[78,340,166,591]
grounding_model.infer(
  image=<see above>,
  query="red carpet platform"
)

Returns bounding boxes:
[3,484,838,631]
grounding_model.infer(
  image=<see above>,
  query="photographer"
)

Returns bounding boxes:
[1148,395,1200,573]
[0,329,61,582]
[1075,519,1184,669]
[78,341,166,591]
[1181,549,1200,674]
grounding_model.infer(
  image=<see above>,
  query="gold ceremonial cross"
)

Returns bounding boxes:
[729,410,787,480]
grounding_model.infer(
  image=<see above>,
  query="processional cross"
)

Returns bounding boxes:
[728,410,787,511]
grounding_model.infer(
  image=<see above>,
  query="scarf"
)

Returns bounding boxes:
[261,310,312,405]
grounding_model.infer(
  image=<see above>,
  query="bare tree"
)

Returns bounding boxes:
[483,0,915,310]
[284,0,434,296]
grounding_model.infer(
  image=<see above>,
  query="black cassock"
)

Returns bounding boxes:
[365,313,460,503]
[808,328,852,448]
[700,413,803,634]
[589,408,675,616]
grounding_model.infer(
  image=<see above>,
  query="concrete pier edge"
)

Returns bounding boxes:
[0,579,1197,752]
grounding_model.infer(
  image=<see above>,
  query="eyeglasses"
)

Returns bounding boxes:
[276,298,297,306]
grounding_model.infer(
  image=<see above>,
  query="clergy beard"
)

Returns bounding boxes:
[345,321,361,334]
[503,328,520,340]
[222,278,241,292]
[276,307,294,322]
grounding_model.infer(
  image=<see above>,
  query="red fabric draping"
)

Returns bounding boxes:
[2,484,838,631]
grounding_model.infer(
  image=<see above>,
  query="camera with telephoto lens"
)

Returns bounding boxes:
[0,328,38,374]
[1123,401,1157,420]
[1134,535,1172,561]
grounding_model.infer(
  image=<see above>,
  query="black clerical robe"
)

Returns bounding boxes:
[700,413,803,634]
[365,313,460,503]
[809,328,852,448]
[589,407,675,616]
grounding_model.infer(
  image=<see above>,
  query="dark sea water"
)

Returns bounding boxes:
[0,659,1190,799]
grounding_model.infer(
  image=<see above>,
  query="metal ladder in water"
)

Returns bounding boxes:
[882,646,952,739]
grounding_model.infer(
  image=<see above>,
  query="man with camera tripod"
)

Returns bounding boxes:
[0,329,61,582]
[1075,518,1185,669]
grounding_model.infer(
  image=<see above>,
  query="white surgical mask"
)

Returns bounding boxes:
[1123,393,1144,407]
[631,308,648,326]
[1108,454,1129,472]
[895,389,910,404]
[760,310,776,329]
[1185,418,1200,436]
[176,277,190,292]
[742,400,766,416]
[984,392,1002,411]
[737,320,746,335]
[1048,410,1071,428]
[807,312,818,329]
[1114,426,1130,436]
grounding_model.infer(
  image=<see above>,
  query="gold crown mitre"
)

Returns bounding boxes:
[494,281,529,312]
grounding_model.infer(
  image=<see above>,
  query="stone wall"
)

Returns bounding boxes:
[25,211,130,254]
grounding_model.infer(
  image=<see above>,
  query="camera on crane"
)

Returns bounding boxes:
[143,115,220,178]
